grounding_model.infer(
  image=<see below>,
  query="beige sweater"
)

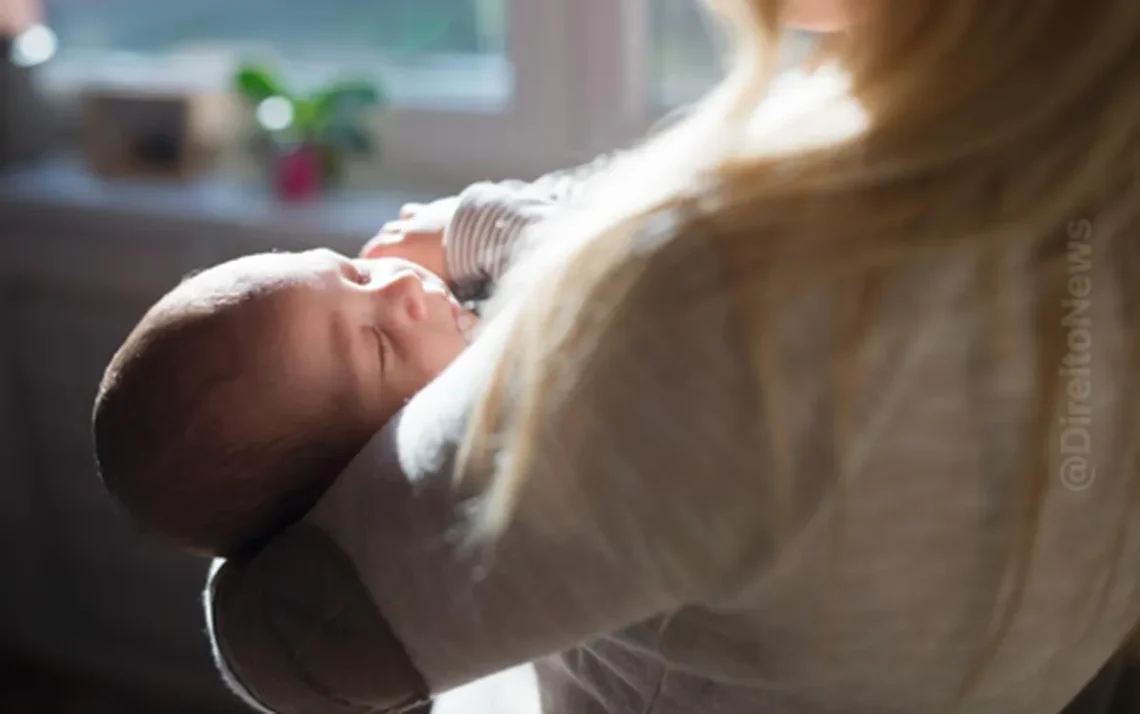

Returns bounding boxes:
[204,69,1139,713]
[206,207,1139,713]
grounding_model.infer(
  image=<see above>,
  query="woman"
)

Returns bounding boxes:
[210,0,1140,712]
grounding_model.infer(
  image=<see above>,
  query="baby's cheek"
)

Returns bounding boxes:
[431,332,470,378]
[408,329,467,393]
[784,0,852,30]
[372,373,415,426]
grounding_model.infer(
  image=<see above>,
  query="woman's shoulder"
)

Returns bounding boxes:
[611,201,740,319]
[490,195,744,347]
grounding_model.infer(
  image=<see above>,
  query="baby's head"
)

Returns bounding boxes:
[93,248,473,558]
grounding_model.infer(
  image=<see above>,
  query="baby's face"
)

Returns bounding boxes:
[186,248,474,429]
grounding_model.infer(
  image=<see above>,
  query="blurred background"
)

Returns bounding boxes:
[0,0,812,710]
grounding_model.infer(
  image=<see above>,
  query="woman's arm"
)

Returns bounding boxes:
[206,217,772,713]
[311,217,772,696]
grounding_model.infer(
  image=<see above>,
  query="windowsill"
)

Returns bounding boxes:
[0,155,435,247]
[40,50,513,112]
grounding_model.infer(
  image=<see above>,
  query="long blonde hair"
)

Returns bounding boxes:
[461,0,1140,701]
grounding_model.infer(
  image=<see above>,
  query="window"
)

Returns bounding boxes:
[649,2,822,110]
[649,0,727,109]
[34,0,820,186]
[42,0,511,108]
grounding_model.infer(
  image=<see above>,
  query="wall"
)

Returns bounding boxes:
[0,167,408,710]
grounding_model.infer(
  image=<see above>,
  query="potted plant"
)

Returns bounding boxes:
[234,63,386,201]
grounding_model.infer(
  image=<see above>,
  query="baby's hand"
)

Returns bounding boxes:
[360,198,459,283]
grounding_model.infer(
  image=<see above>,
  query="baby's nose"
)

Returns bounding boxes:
[384,273,427,322]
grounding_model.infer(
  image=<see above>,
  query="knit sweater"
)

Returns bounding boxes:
[204,69,1140,714]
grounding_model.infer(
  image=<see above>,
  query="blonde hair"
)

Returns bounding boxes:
[462,0,1140,702]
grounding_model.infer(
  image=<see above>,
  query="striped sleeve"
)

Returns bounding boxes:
[442,152,625,296]
[443,114,702,294]
[443,182,564,295]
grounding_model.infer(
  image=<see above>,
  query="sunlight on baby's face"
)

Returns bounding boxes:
[197,248,475,431]
[784,0,856,31]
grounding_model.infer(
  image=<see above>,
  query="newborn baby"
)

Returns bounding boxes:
[94,251,476,557]
[93,160,611,559]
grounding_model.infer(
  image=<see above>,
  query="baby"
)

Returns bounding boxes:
[92,169,596,559]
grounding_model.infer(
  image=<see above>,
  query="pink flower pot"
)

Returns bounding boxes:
[274,143,323,202]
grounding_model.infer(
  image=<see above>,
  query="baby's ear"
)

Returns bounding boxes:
[205,524,433,713]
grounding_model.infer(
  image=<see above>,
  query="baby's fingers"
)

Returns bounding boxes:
[399,203,424,220]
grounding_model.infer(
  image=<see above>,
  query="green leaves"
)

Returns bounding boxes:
[234,63,384,130]
[291,97,320,136]
[314,80,387,123]
[310,81,385,153]
[233,61,386,183]
[235,65,288,104]
[323,124,375,155]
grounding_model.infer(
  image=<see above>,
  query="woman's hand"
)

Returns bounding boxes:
[361,197,459,283]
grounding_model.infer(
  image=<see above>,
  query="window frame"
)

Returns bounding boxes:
[366,0,591,185]
[373,0,664,184]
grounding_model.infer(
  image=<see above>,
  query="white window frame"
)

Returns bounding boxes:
[378,0,815,183]
[375,0,661,184]
[367,0,579,185]
[36,0,679,186]
[566,0,657,157]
